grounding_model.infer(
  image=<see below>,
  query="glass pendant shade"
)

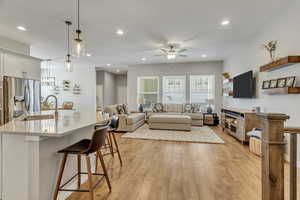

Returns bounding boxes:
[72,0,86,58]
[72,36,85,57]
[65,59,73,72]
[65,21,73,72]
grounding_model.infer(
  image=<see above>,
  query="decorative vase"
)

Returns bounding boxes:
[270,51,276,62]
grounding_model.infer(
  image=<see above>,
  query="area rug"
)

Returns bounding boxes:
[122,125,225,144]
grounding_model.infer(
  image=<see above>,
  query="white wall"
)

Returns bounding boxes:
[96,71,104,109]
[116,75,127,104]
[127,61,223,112]
[223,0,300,125]
[41,61,96,113]
[103,71,116,107]
[96,71,127,109]
[0,35,30,55]
[223,0,300,164]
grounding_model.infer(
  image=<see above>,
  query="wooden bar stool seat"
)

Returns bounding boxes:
[58,139,91,154]
[53,123,112,200]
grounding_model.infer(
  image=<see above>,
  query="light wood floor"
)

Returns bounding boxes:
[67,126,300,200]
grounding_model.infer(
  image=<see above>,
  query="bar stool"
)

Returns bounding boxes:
[95,116,123,169]
[53,123,112,200]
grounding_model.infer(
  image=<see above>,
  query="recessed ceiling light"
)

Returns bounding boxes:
[201,54,207,58]
[106,64,111,66]
[86,53,92,57]
[17,26,27,31]
[141,57,147,61]
[116,69,120,73]
[116,29,124,35]
[221,20,230,26]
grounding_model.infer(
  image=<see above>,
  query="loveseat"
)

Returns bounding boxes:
[104,104,145,132]
[147,103,203,126]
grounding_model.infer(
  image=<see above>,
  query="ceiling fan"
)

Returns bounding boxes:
[155,44,188,60]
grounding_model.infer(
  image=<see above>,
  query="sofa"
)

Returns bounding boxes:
[104,104,145,132]
[147,104,204,126]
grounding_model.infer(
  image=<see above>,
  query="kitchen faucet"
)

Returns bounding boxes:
[45,95,58,118]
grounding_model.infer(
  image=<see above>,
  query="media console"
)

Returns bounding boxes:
[221,107,261,144]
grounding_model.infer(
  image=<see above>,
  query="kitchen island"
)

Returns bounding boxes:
[0,110,105,200]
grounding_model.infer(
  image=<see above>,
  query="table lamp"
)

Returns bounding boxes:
[138,97,145,113]
[206,99,214,114]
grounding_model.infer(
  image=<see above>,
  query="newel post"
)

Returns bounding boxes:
[257,113,290,200]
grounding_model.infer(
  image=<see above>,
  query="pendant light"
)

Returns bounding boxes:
[65,21,73,72]
[72,0,85,57]
[41,59,55,87]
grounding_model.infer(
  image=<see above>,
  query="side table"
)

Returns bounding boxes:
[203,113,219,126]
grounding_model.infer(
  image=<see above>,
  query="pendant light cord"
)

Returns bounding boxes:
[77,0,80,31]
[65,21,72,58]
[68,23,70,56]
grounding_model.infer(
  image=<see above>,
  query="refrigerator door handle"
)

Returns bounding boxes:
[28,81,31,111]
[24,82,30,111]
[24,83,26,110]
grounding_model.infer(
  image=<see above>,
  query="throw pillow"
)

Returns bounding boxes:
[192,104,200,113]
[122,104,130,115]
[152,103,164,112]
[183,104,194,113]
[104,105,118,116]
[116,104,125,114]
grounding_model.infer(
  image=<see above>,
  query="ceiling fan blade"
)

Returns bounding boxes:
[178,49,187,53]
[160,48,168,52]
[154,54,164,57]
[179,54,188,57]
[146,32,169,45]
[144,48,160,52]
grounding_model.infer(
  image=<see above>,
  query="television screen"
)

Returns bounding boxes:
[233,71,254,98]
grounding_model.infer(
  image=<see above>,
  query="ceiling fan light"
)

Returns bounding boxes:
[167,54,176,60]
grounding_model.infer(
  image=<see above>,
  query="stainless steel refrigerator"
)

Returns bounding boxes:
[0,76,41,124]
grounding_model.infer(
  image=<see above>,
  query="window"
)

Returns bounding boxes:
[163,76,186,104]
[137,77,159,109]
[190,75,214,104]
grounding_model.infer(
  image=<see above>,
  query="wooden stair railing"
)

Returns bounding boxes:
[284,127,300,200]
[257,113,300,200]
[257,113,290,200]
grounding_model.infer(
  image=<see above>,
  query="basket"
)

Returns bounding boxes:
[249,137,261,156]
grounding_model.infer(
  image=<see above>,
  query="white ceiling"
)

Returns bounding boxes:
[0,0,291,71]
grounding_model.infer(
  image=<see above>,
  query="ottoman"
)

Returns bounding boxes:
[148,114,191,131]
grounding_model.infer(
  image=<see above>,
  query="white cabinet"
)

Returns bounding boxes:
[2,52,41,80]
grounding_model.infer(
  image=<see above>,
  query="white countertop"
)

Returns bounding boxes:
[0,110,107,137]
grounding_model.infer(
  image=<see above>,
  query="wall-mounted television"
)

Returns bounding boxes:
[233,70,255,98]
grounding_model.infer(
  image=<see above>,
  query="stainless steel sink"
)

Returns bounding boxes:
[22,114,55,121]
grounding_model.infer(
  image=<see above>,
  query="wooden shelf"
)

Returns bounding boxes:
[259,56,300,72]
[223,78,233,97]
[262,87,300,95]
[230,123,237,127]
[223,78,233,84]
[224,127,236,136]
[223,92,233,97]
